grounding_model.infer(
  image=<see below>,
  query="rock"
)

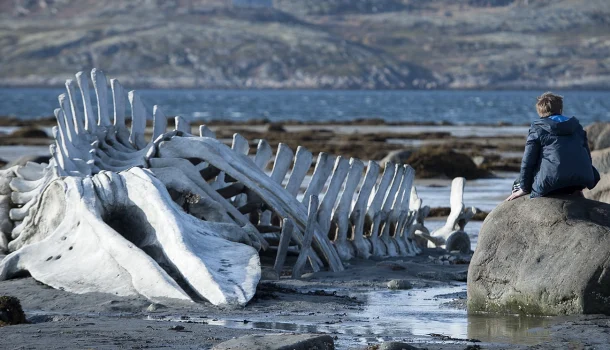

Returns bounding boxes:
[212,333,334,350]
[260,268,280,281]
[471,155,485,167]
[146,303,165,312]
[265,123,286,133]
[591,147,610,174]
[468,196,610,315]
[584,122,610,151]
[450,270,468,282]
[428,207,451,217]
[0,296,26,326]
[585,171,610,204]
[597,127,610,151]
[380,149,412,165]
[376,261,407,271]
[8,127,48,139]
[387,279,413,290]
[379,341,421,350]
[2,154,51,169]
[407,146,491,180]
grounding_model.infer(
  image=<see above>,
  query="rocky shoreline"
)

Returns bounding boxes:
[0,118,526,177]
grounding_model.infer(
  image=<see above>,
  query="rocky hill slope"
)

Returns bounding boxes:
[0,0,609,89]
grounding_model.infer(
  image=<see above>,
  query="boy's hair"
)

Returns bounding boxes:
[536,92,563,118]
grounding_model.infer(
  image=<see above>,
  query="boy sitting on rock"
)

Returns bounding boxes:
[507,92,600,201]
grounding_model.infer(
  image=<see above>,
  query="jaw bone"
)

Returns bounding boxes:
[1,168,260,306]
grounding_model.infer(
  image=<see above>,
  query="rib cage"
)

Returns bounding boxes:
[3,68,474,278]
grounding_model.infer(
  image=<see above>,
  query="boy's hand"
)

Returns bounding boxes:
[506,189,528,201]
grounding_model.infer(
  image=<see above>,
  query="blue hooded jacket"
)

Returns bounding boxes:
[519,115,600,198]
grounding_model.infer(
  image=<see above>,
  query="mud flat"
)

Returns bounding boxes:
[2,254,610,349]
[3,120,608,349]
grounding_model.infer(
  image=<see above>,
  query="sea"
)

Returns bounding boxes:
[1,88,609,125]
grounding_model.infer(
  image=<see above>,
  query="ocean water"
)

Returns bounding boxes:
[1,88,609,125]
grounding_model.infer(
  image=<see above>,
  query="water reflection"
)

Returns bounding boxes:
[152,285,553,347]
[467,313,551,345]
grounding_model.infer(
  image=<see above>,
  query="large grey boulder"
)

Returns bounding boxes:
[212,333,334,350]
[468,196,610,315]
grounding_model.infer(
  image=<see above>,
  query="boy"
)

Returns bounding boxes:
[507,92,600,201]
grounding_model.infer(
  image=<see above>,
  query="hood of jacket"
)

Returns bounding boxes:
[533,115,580,136]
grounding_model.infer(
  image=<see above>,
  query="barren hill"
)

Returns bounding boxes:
[1,0,609,89]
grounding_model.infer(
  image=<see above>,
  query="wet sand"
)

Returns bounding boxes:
[2,256,610,350]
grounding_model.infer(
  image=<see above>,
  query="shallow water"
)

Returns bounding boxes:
[153,285,553,348]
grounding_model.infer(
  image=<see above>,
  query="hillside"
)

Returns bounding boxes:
[0,0,609,89]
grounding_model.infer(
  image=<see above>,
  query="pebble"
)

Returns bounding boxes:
[387,279,413,290]
[379,341,421,350]
[146,303,165,312]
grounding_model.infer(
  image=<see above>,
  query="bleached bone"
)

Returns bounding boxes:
[128,91,148,149]
[91,68,112,127]
[423,177,474,253]
[147,157,266,250]
[259,143,294,226]
[388,165,418,256]
[1,169,260,306]
[317,156,350,235]
[157,137,343,272]
[175,116,191,135]
[0,68,462,308]
[199,125,216,138]
[366,163,397,257]
[285,146,313,196]
[75,71,96,132]
[350,161,380,259]
[274,218,294,277]
[378,165,404,257]
[293,195,319,279]
[332,158,364,261]
[153,105,168,141]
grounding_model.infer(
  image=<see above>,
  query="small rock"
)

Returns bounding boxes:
[381,149,413,166]
[0,296,26,327]
[376,261,406,271]
[442,261,451,266]
[471,156,486,167]
[168,325,185,331]
[300,273,316,279]
[260,268,279,281]
[451,270,468,282]
[265,123,286,133]
[379,341,421,350]
[146,303,165,312]
[9,127,49,139]
[212,333,334,350]
[387,279,413,290]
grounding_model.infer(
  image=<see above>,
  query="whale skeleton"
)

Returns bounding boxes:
[0,69,474,306]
